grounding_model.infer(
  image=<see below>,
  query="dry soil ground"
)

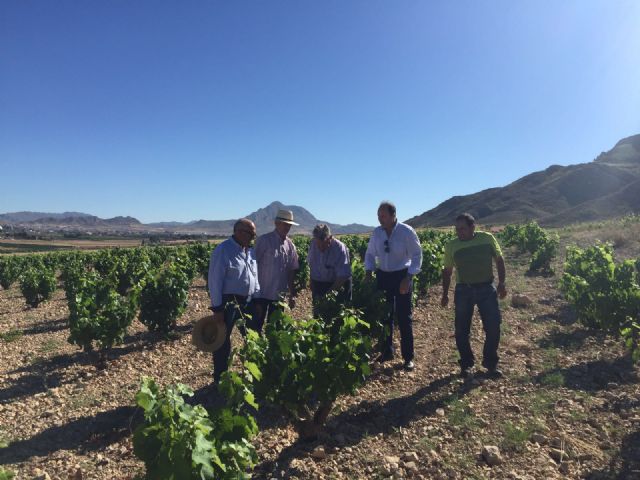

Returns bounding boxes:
[0,226,639,479]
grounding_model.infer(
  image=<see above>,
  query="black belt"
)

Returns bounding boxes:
[457,281,493,287]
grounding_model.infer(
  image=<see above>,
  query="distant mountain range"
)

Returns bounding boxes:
[0,201,373,236]
[406,133,640,227]
[0,212,141,227]
[4,134,639,234]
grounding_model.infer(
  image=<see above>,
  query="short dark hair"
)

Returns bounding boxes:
[455,213,475,227]
[378,201,396,216]
[312,223,331,240]
[233,218,254,233]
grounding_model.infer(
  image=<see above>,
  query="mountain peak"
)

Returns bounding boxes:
[0,202,374,235]
[407,133,640,227]
[595,134,640,165]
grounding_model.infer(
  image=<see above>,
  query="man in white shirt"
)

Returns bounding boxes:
[365,201,422,370]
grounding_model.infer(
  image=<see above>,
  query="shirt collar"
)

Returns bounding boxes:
[230,236,246,252]
[381,221,398,237]
[273,229,287,243]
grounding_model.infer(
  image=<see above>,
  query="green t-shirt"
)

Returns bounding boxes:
[443,231,503,284]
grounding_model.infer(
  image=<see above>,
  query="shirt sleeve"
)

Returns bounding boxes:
[364,231,377,272]
[443,242,454,268]
[208,245,226,310]
[289,240,300,270]
[307,242,316,275]
[336,242,352,278]
[406,227,423,276]
[489,233,503,258]
[250,255,260,296]
[254,235,266,263]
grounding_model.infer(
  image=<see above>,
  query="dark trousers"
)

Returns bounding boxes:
[376,269,414,362]
[310,278,353,316]
[248,297,284,333]
[454,283,501,370]
[213,294,249,383]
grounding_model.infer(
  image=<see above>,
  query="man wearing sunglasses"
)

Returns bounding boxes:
[208,218,259,384]
[365,201,422,371]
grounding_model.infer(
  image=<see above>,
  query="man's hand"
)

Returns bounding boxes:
[441,294,449,308]
[497,282,507,299]
[399,276,411,295]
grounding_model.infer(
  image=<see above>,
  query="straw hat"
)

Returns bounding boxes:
[192,314,227,352]
[275,209,299,225]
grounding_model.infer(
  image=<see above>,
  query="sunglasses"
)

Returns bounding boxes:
[384,240,390,253]
[239,229,256,238]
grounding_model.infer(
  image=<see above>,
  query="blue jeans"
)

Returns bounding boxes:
[454,283,501,370]
[213,295,249,383]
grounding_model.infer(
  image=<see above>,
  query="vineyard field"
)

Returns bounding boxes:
[0,223,639,479]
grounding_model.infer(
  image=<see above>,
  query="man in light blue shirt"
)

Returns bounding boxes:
[208,218,259,383]
[308,224,352,311]
[365,201,422,371]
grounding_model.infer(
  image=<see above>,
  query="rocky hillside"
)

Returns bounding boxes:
[407,134,640,227]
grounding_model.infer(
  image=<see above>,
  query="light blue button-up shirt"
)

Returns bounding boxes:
[208,236,259,309]
[364,221,422,275]
[308,237,352,282]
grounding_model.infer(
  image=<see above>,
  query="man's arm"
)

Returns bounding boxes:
[287,269,297,308]
[364,231,377,280]
[441,267,453,307]
[208,247,226,322]
[332,242,351,291]
[400,227,423,294]
[307,242,316,288]
[287,242,299,307]
[495,256,507,299]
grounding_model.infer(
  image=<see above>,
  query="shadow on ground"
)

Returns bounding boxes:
[533,304,577,326]
[537,327,607,352]
[0,325,192,404]
[254,373,484,478]
[20,318,68,336]
[533,356,638,392]
[0,405,141,465]
[584,430,640,480]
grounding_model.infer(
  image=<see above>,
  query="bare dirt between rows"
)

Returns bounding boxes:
[1,244,639,479]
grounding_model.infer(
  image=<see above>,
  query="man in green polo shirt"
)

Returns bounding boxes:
[441,213,507,379]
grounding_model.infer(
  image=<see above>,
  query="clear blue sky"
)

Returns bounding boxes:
[2,1,639,225]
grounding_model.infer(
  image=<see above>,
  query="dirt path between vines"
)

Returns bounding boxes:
[0,245,638,479]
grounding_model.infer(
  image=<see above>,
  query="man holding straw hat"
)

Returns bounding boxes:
[203,218,259,384]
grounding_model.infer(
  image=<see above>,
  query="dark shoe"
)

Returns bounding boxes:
[459,367,472,379]
[403,360,415,371]
[486,367,503,379]
[376,352,394,363]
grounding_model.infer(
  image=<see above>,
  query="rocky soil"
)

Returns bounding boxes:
[0,240,639,479]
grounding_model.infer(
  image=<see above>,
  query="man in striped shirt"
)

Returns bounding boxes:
[250,209,299,332]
